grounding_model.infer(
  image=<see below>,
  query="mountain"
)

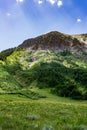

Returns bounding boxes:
[0,31,87,100]
[19,31,87,53]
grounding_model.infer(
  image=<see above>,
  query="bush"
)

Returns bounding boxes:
[0,48,15,61]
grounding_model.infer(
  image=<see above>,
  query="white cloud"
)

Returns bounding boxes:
[38,0,43,4]
[36,0,63,7]
[16,0,24,3]
[47,0,56,5]
[57,0,63,7]
[6,13,11,16]
[77,18,82,23]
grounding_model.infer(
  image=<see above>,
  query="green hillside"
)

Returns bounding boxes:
[0,47,87,99]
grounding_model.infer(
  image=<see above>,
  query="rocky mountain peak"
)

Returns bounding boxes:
[18,31,87,53]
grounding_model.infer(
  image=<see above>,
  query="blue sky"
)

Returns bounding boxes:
[0,0,87,51]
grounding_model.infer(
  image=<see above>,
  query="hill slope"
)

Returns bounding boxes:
[0,31,87,99]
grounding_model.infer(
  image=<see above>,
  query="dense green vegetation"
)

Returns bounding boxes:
[0,49,87,99]
[0,48,15,61]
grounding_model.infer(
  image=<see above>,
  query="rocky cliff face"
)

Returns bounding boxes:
[19,31,87,53]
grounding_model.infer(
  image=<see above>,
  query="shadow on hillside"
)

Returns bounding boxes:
[14,61,87,100]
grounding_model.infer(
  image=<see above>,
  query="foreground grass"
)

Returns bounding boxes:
[0,92,87,130]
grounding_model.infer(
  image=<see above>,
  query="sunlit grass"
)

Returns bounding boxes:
[0,91,87,130]
[0,100,87,130]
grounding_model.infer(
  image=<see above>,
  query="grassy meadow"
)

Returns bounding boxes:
[0,88,87,130]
